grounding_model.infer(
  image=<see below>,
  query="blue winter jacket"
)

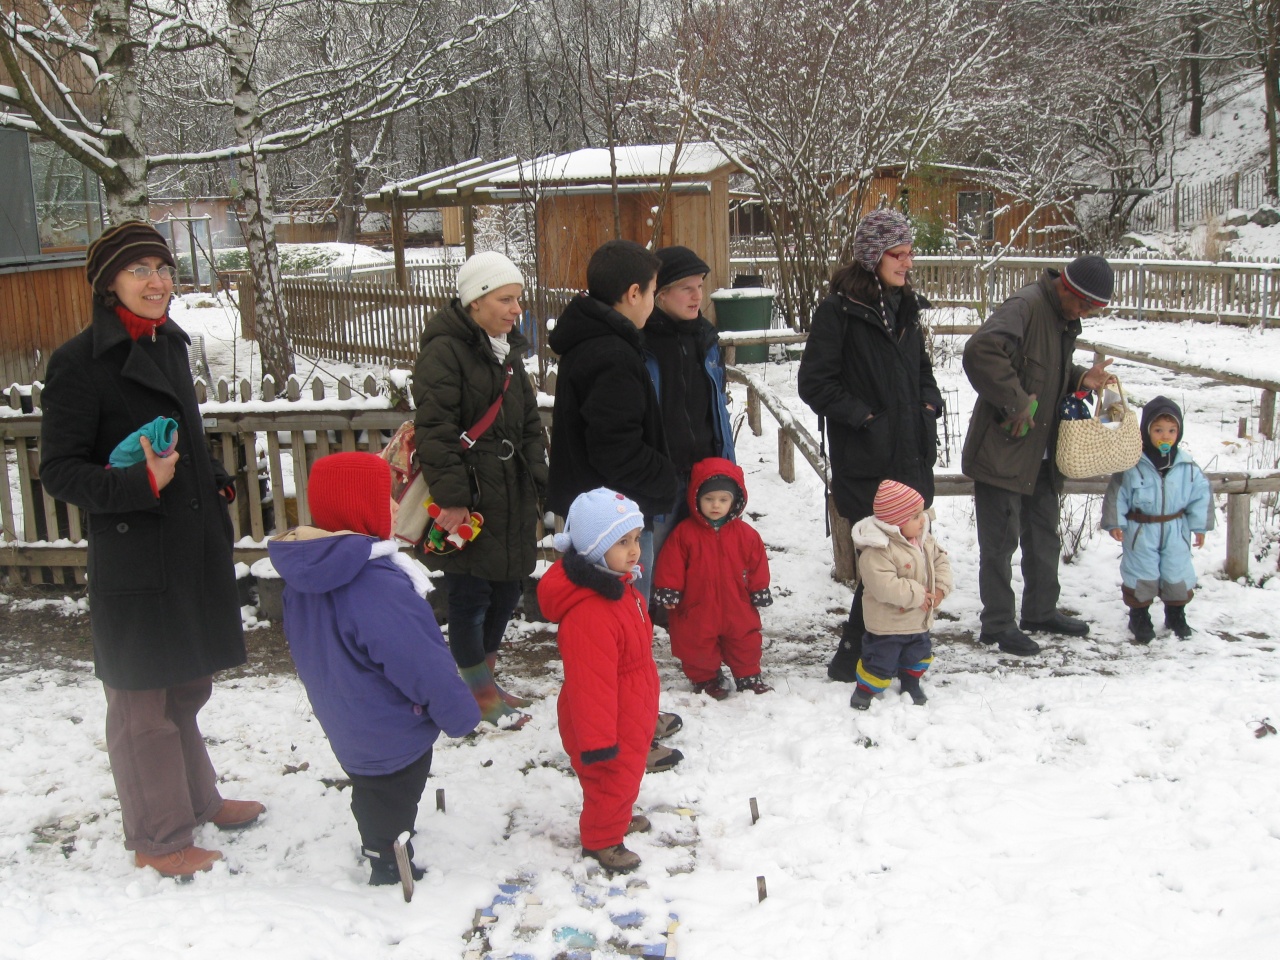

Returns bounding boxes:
[267,530,480,775]
[1101,449,1215,593]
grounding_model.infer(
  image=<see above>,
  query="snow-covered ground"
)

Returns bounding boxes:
[3,304,1280,959]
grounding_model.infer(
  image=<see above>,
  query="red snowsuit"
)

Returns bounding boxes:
[538,549,659,850]
[653,458,772,684]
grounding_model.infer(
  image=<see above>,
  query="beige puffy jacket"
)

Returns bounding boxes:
[853,516,954,636]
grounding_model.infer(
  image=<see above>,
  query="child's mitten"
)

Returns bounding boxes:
[750,587,774,608]
[109,417,179,468]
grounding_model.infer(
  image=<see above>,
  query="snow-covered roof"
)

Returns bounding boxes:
[489,142,732,184]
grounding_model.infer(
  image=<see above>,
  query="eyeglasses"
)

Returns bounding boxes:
[882,249,915,263]
[124,264,177,281]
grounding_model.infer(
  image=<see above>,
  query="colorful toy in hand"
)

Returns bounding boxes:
[422,497,484,554]
[1058,390,1093,422]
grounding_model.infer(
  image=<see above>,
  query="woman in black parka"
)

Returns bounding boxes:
[412,251,548,729]
[797,209,943,683]
[39,221,260,878]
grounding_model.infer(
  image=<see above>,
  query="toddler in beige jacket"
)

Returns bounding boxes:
[850,480,953,710]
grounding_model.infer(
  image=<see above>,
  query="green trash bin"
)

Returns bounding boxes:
[711,286,775,364]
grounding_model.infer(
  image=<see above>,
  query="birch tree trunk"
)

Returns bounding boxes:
[227,0,294,383]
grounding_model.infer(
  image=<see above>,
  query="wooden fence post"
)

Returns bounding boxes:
[777,429,795,483]
[1226,494,1251,580]
[1260,389,1275,440]
[828,496,856,583]
[747,386,762,437]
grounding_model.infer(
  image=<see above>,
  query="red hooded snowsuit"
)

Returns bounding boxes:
[653,458,771,684]
[538,550,660,850]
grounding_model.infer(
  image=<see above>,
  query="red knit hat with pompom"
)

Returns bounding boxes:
[307,453,392,539]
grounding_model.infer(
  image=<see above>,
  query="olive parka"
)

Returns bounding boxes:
[411,299,548,582]
[961,269,1089,496]
[38,304,245,691]
[798,289,943,521]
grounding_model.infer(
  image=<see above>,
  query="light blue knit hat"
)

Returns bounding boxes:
[554,488,644,565]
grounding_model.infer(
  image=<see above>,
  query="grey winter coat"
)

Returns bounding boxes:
[39,306,245,690]
[411,300,548,582]
[961,270,1089,495]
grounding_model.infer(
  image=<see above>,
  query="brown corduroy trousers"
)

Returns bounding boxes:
[104,676,223,855]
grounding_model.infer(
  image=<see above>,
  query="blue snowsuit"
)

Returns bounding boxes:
[1101,443,1214,606]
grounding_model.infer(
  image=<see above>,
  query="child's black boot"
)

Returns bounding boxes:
[1164,604,1192,639]
[849,687,873,711]
[1128,607,1155,644]
[365,843,424,888]
[897,672,928,706]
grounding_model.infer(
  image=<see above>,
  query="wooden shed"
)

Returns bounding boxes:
[367,143,739,302]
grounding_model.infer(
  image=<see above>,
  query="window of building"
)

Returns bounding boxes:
[0,129,42,262]
[30,137,104,250]
[957,190,995,242]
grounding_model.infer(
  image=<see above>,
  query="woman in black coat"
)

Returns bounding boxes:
[797,209,943,684]
[39,221,261,878]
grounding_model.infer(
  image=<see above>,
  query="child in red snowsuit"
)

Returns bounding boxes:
[537,488,660,874]
[653,457,773,699]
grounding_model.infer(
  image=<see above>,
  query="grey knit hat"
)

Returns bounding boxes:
[852,209,913,273]
[1061,255,1113,307]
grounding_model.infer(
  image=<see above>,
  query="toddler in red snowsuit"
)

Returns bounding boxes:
[537,488,660,874]
[653,457,773,699]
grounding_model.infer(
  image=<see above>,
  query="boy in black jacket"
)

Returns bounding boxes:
[547,239,679,601]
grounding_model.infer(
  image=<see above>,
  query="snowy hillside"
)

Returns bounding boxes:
[3,300,1280,959]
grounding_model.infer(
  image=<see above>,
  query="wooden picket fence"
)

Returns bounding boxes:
[1129,170,1272,234]
[730,255,1280,326]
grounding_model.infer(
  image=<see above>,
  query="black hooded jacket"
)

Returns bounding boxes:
[547,293,678,521]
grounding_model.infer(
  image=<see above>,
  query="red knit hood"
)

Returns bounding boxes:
[686,457,747,527]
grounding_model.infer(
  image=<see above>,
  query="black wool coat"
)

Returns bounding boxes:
[798,290,943,521]
[546,294,678,522]
[411,299,548,582]
[39,305,245,690]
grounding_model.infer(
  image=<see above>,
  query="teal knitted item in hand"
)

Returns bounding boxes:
[109,417,179,468]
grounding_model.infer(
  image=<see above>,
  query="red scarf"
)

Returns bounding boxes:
[114,305,168,341]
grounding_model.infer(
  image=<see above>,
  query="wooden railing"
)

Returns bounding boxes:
[274,275,574,366]
[724,332,1280,582]
[729,255,1280,327]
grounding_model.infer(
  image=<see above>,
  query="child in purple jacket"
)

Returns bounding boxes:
[268,453,480,890]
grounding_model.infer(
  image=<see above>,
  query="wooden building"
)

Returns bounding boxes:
[862,163,1076,252]
[367,143,739,301]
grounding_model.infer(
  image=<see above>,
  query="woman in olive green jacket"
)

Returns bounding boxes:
[412,252,548,727]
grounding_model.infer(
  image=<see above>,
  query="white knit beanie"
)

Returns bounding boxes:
[457,251,524,307]
[553,488,644,565]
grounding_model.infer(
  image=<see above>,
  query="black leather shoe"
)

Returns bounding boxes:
[979,628,1041,656]
[1019,612,1089,637]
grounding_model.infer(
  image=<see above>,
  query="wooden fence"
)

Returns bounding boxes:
[1129,169,1271,234]
[730,254,1280,326]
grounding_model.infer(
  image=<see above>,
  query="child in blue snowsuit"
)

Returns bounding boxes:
[268,452,480,888]
[1102,396,1214,642]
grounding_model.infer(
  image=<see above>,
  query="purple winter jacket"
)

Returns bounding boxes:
[268,530,480,775]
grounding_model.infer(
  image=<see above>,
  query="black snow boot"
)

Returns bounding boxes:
[898,672,928,706]
[827,616,863,683]
[1164,604,1193,640]
[1128,607,1155,644]
[365,844,424,887]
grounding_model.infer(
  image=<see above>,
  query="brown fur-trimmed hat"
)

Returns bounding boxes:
[86,221,175,296]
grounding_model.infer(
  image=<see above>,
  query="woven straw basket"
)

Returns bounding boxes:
[1055,378,1142,479]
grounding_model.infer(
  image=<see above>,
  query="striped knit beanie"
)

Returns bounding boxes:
[873,479,924,528]
[1061,255,1113,307]
[307,453,392,540]
[852,209,913,273]
[553,487,643,565]
[86,221,176,297]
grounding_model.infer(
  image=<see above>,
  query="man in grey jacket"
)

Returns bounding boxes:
[962,256,1115,655]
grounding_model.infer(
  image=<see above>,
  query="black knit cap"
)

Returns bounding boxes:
[656,245,710,290]
[1061,255,1113,307]
[697,475,740,498]
[86,220,176,296]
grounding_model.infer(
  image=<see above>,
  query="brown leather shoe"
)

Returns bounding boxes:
[210,799,265,830]
[135,845,223,877]
[582,843,641,873]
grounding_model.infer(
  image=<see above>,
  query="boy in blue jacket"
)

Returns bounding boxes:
[268,453,480,890]
[1102,397,1214,642]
